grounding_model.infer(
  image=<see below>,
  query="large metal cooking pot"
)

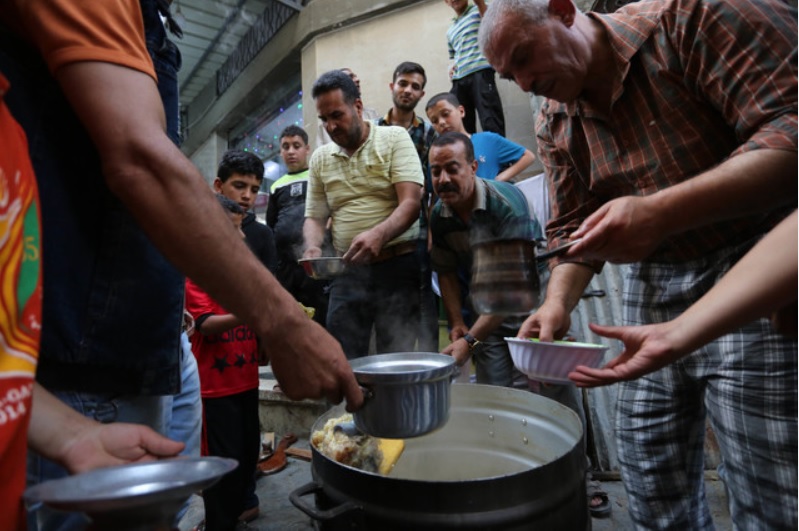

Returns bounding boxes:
[470,238,581,315]
[291,384,587,530]
[350,352,456,438]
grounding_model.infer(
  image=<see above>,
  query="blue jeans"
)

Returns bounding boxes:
[162,333,202,457]
[27,392,166,530]
[327,252,420,359]
[161,333,202,523]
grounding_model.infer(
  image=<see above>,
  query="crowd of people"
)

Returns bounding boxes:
[0,0,795,530]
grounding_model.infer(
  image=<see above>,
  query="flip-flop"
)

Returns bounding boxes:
[587,480,612,518]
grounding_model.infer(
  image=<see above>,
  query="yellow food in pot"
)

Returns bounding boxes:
[311,414,404,475]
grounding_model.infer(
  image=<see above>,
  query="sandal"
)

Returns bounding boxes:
[587,479,612,518]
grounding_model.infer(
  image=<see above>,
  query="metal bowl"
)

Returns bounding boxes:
[298,257,346,280]
[24,457,237,529]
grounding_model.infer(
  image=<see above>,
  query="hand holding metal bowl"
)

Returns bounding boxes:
[349,352,458,439]
[298,256,346,280]
[24,457,237,531]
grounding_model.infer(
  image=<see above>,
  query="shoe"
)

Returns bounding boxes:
[587,479,612,518]
[238,506,260,523]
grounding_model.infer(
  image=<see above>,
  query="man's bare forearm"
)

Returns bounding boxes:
[545,262,595,314]
[643,149,796,239]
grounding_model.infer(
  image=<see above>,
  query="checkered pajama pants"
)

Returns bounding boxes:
[616,242,798,530]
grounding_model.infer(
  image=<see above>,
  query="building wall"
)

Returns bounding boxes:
[301,0,542,176]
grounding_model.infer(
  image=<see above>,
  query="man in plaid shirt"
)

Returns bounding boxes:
[377,61,439,352]
[480,0,797,528]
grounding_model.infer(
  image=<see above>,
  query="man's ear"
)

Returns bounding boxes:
[212,178,223,192]
[471,159,479,174]
[549,0,575,26]
[458,105,465,117]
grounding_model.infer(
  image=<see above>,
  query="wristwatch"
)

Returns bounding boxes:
[462,333,480,351]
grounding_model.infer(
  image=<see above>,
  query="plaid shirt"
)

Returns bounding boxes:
[377,110,436,180]
[537,0,797,264]
[377,110,437,232]
[430,178,543,275]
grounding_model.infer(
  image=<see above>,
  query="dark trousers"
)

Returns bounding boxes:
[202,389,261,531]
[450,68,506,136]
[417,240,440,352]
[327,252,420,359]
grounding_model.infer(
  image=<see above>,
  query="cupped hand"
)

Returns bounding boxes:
[568,196,666,263]
[568,321,687,387]
[62,422,184,475]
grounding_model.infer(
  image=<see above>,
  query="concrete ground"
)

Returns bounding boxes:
[178,444,732,531]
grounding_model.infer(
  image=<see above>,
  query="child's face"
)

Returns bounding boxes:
[280,135,311,173]
[214,173,262,213]
[426,100,466,135]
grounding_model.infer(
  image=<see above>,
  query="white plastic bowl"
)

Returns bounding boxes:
[504,337,608,384]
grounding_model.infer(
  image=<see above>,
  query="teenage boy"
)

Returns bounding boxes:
[214,149,278,274]
[426,92,535,182]
[213,149,275,522]
[186,194,261,531]
[445,0,506,135]
[268,125,330,325]
[377,61,439,352]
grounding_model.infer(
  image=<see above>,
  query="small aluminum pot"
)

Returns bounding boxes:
[350,353,456,439]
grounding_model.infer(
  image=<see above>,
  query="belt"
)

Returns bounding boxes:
[372,241,416,264]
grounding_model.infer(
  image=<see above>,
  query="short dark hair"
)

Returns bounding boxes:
[431,131,475,164]
[279,124,308,145]
[217,150,264,182]
[215,193,244,214]
[425,92,461,111]
[392,61,427,87]
[312,70,360,104]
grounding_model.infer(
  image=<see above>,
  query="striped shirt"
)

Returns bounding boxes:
[306,123,424,253]
[447,3,491,80]
[537,0,797,264]
[430,178,543,275]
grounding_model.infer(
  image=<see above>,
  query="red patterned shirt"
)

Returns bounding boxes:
[185,280,259,399]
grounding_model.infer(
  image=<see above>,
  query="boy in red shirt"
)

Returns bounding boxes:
[186,194,260,531]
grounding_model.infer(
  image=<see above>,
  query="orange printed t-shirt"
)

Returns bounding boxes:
[0,73,44,531]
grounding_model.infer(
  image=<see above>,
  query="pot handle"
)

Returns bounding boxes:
[289,481,361,521]
[360,385,374,401]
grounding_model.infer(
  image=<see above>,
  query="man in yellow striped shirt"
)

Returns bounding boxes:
[303,70,424,359]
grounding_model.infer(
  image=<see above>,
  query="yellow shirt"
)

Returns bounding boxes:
[306,123,423,253]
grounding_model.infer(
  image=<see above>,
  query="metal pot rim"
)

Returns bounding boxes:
[351,352,455,384]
